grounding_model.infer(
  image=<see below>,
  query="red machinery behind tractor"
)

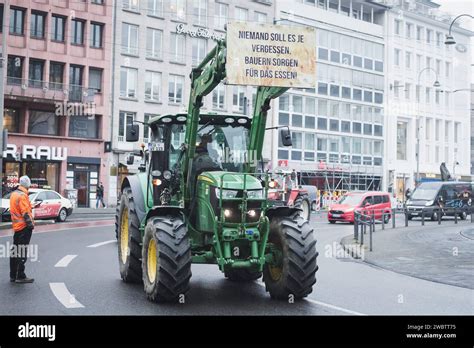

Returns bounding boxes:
[267,169,312,221]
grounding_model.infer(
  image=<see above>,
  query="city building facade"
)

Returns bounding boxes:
[383,0,472,202]
[0,0,112,207]
[110,0,276,204]
[267,0,387,195]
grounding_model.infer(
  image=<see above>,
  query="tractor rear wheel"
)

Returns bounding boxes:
[263,213,318,300]
[294,194,311,221]
[142,215,192,303]
[225,269,262,282]
[117,187,142,283]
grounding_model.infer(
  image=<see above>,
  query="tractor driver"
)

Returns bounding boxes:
[190,133,222,194]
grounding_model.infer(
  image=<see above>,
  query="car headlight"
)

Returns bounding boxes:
[247,189,264,199]
[215,188,239,199]
[425,200,434,206]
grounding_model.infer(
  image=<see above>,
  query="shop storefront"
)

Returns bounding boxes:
[2,144,67,195]
[66,157,101,208]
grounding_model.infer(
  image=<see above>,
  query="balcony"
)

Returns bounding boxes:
[4,78,98,105]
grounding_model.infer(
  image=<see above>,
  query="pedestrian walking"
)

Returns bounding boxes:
[9,176,35,284]
[96,182,106,209]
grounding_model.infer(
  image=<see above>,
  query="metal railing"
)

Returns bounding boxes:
[354,206,474,252]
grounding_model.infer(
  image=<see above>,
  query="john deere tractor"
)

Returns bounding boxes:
[116,37,318,303]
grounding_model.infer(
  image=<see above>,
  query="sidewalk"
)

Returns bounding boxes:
[341,221,474,289]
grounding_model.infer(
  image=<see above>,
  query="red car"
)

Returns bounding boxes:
[328,191,392,224]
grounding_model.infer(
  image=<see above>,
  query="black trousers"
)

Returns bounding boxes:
[9,227,33,280]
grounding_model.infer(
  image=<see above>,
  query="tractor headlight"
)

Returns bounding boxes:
[224,209,232,218]
[247,209,257,218]
[268,180,277,188]
[163,170,172,180]
[247,189,264,199]
[215,188,239,199]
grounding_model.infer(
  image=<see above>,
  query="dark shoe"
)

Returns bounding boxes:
[10,278,16,283]
[15,277,34,284]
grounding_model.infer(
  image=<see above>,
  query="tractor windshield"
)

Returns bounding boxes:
[167,123,251,173]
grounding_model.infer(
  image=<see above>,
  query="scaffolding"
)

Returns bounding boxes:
[299,163,382,195]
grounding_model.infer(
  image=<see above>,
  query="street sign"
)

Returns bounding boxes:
[226,22,316,88]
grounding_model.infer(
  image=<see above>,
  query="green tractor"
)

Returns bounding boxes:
[116,38,318,303]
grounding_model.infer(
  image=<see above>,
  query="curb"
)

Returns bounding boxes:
[0,220,55,231]
[340,235,366,259]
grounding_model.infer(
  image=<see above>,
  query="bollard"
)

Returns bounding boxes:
[369,221,373,252]
[361,223,364,245]
[454,207,458,224]
[392,208,396,229]
[404,207,408,227]
[421,209,425,226]
[382,212,385,230]
[354,212,358,240]
[471,207,474,223]
[372,210,375,232]
[438,208,441,225]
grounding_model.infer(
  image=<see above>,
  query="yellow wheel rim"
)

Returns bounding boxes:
[120,209,129,264]
[147,238,157,283]
[268,264,283,281]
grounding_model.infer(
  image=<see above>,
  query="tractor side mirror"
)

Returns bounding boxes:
[280,128,292,147]
[126,124,140,142]
[126,155,134,165]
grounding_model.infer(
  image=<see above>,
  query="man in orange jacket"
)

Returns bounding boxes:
[9,175,35,283]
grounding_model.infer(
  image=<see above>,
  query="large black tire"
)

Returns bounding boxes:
[117,187,142,283]
[263,213,318,300]
[294,194,311,221]
[142,215,192,303]
[225,269,262,282]
[56,208,68,222]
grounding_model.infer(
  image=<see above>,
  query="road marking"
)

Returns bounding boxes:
[256,283,365,315]
[87,240,116,248]
[49,283,84,309]
[54,255,77,268]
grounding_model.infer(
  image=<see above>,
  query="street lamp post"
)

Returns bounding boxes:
[445,14,474,45]
[416,67,441,186]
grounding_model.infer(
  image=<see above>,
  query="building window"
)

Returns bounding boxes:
[317,117,327,130]
[425,87,431,104]
[122,23,139,55]
[143,114,152,141]
[146,28,163,59]
[168,74,184,103]
[71,19,85,45]
[192,37,207,66]
[363,91,373,103]
[330,51,340,63]
[193,0,207,26]
[31,11,46,39]
[212,83,226,110]
[49,62,64,90]
[353,56,362,68]
[123,0,140,11]
[426,29,432,44]
[394,48,400,66]
[145,71,161,101]
[405,83,411,100]
[405,22,412,39]
[394,19,401,35]
[397,122,407,160]
[318,48,328,60]
[69,65,84,101]
[436,32,442,46]
[10,8,25,35]
[29,59,44,88]
[118,111,135,140]
[147,0,164,17]
[120,67,138,98]
[445,62,450,78]
[255,11,267,23]
[92,0,105,4]
[29,111,58,136]
[69,116,99,139]
[405,52,411,69]
[330,85,339,98]
[89,68,103,93]
[215,2,228,30]
[416,25,423,41]
[90,22,104,48]
[3,108,20,133]
[235,7,248,21]
[170,0,186,21]
[232,86,245,113]
[170,33,186,63]
[7,56,23,85]
[51,15,65,42]
[318,82,328,95]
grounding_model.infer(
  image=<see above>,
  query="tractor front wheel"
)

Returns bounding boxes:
[142,215,192,303]
[263,213,318,300]
[117,187,142,283]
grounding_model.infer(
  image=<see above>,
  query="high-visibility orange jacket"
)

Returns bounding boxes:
[10,186,34,232]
